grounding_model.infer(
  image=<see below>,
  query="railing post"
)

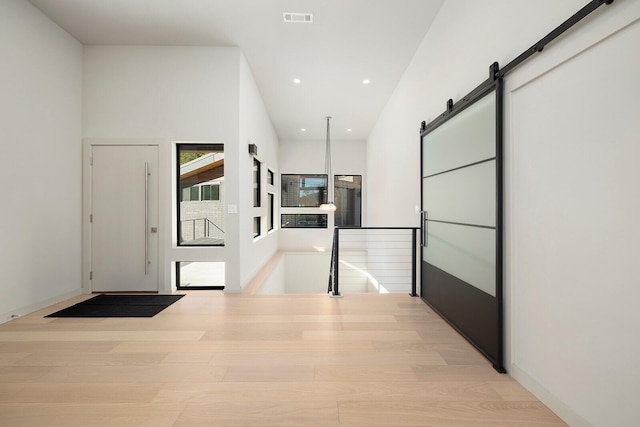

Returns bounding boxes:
[329,227,342,298]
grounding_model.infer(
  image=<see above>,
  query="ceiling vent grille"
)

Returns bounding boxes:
[283,12,313,24]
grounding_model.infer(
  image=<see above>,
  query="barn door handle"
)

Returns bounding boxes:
[421,210,428,248]
[145,162,149,275]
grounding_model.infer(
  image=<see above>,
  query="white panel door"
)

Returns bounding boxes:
[91,145,158,292]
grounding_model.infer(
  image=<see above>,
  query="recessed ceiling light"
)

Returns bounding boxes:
[293,78,301,84]
[347,128,352,132]
[362,79,371,85]
[301,128,306,132]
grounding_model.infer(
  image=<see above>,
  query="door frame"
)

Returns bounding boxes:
[82,138,168,294]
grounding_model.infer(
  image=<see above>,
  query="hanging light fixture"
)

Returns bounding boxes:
[319,116,337,211]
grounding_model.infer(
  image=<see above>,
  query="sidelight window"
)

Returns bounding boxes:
[177,144,225,246]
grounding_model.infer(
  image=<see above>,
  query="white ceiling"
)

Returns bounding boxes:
[29,0,443,141]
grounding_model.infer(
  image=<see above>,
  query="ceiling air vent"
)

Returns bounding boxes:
[283,12,313,24]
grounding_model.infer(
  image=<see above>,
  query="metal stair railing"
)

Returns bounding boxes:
[328,226,420,297]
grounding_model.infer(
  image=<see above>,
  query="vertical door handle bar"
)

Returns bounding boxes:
[422,210,428,248]
[145,162,149,275]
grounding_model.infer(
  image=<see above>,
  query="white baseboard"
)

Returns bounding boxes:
[510,364,594,427]
[0,289,83,324]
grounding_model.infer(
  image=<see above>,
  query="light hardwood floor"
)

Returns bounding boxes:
[0,291,567,426]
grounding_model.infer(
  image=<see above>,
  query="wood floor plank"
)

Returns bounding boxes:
[209,350,446,367]
[201,325,304,341]
[173,401,339,427]
[38,364,228,383]
[161,352,214,365]
[223,365,315,382]
[0,366,52,382]
[13,351,168,367]
[412,365,514,382]
[0,403,184,427]
[303,330,422,341]
[315,364,419,382]
[152,381,503,404]
[0,383,164,404]
[0,330,205,342]
[0,341,119,353]
[337,400,567,426]
[488,381,540,401]
[0,353,29,366]
[112,339,374,353]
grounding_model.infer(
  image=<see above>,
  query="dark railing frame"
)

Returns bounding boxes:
[328,227,420,297]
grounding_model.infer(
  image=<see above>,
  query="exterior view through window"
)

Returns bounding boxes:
[281,214,327,228]
[281,174,327,207]
[176,261,225,290]
[177,144,225,246]
[335,175,362,227]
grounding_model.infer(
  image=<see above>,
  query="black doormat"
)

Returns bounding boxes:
[45,294,185,318]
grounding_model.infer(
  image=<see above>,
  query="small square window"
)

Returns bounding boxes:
[176,261,225,290]
[253,216,261,238]
[281,214,327,228]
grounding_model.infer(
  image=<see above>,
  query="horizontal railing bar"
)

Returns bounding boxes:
[339,235,414,239]
[337,227,419,230]
[339,247,412,252]
[339,241,413,244]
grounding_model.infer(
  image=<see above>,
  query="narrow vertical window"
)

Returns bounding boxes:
[177,144,224,246]
[335,175,362,227]
[253,158,261,207]
[268,193,275,232]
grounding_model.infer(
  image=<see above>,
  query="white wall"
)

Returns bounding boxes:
[279,139,366,251]
[506,11,640,427]
[368,1,640,426]
[83,46,278,293]
[284,253,331,294]
[238,52,280,288]
[257,253,331,294]
[83,46,243,291]
[0,0,83,322]
[368,0,588,226]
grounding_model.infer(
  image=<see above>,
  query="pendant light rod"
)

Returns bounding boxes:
[320,116,336,211]
[325,116,332,200]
